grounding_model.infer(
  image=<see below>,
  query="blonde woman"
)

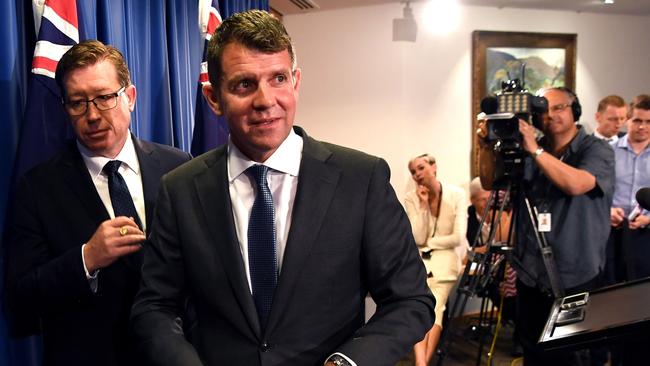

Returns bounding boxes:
[404,154,467,366]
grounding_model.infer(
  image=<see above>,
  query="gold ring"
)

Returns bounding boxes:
[119,226,128,236]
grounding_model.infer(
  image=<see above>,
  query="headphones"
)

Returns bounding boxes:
[553,86,582,122]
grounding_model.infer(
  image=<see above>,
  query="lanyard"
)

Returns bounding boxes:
[431,184,443,238]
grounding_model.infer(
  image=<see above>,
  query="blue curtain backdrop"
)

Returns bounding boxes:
[0,0,268,365]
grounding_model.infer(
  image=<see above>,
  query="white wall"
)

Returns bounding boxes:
[284,4,650,200]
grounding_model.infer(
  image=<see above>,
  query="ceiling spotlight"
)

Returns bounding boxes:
[603,0,614,4]
[393,2,417,42]
[422,0,461,36]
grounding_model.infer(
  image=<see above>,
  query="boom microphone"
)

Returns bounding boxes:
[635,187,650,211]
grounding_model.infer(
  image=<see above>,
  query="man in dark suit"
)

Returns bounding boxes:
[4,40,191,365]
[131,10,434,366]
[593,94,627,144]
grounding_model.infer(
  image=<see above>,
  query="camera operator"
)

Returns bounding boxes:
[477,87,615,365]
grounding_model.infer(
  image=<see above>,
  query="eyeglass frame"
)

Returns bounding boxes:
[62,86,127,116]
[548,103,572,114]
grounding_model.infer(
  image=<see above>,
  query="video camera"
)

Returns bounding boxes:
[479,65,548,188]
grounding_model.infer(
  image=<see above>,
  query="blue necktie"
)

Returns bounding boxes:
[102,160,142,229]
[247,165,277,328]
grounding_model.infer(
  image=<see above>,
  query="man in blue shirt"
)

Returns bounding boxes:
[477,87,615,365]
[610,96,650,281]
[513,88,614,365]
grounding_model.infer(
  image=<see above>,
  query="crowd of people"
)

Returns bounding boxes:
[2,8,649,366]
[399,89,650,366]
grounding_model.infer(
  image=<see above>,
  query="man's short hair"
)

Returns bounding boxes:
[55,40,131,95]
[206,10,296,89]
[632,94,650,112]
[597,95,625,112]
[539,87,575,103]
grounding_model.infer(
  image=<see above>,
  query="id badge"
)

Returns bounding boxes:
[538,212,551,232]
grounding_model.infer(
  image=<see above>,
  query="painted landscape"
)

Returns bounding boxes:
[486,47,565,95]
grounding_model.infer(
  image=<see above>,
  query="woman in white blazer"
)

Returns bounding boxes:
[404,154,468,366]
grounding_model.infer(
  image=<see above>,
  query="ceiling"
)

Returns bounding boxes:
[270,0,650,16]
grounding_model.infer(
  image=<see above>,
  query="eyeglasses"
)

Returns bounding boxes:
[63,87,126,116]
[549,103,571,113]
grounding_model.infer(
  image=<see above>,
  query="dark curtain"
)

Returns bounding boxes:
[0,1,267,365]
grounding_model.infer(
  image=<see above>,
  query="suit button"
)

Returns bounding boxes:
[260,342,271,352]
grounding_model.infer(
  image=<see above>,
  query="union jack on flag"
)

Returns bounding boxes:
[31,0,79,78]
[13,0,79,182]
[192,0,228,156]
[198,0,222,85]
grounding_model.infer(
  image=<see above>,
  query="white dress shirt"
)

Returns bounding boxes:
[78,134,145,282]
[228,130,357,366]
[228,129,302,293]
[594,129,619,144]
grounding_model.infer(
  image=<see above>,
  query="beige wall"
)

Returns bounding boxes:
[284,4,650,200]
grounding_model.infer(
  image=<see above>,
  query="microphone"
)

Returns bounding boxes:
[628,204,641,221]
[480,96,498,115]
[635,187,650,211]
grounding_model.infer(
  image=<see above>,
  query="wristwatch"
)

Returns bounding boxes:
[328,355,352,366]
[533,146,544,158]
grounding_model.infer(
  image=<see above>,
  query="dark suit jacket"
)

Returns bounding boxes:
[4,137,191,366]
[131,126,435,366]
[467,205,482,247]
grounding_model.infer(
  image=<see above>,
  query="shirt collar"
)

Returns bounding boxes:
[594,129,618,143]
[615,133,650,154]
[540,125,586,157]
[227,128,303,182]
[614,134,630,149]
[569,126,588,153]
[78,133,141,179]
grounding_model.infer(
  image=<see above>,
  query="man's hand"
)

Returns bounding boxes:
[611,207,625,227]
[517,119,597,196]
[518,120,539,155]
[476,119,488,140]
[83,216,145,273]
[629,214,650,230]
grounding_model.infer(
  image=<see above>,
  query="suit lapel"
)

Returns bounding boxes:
[59,143,110,226]
[133,137,159,232]
[266,129,340,332]
[193,148,262,337]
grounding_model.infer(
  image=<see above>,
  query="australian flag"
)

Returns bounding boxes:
[13,0,79,184]
[6,0,78,337]
[191,0,227,157]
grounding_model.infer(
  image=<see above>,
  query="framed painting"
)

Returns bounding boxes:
[470,30,577,176]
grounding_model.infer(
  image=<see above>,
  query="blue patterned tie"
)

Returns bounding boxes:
[247,165,277,328]
[102,160,142,229]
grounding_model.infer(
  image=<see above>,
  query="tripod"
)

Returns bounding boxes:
[435,180,565,366]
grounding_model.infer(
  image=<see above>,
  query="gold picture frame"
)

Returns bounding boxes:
[470,30,577,176]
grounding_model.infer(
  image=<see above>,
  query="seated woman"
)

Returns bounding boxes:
[404,154,468,366]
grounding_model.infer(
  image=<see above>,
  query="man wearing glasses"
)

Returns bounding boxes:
[4,40,190,366]
[478,87,614,364]
[515,87,614,364]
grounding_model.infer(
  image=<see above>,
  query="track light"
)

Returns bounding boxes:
[393,2,417,42]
